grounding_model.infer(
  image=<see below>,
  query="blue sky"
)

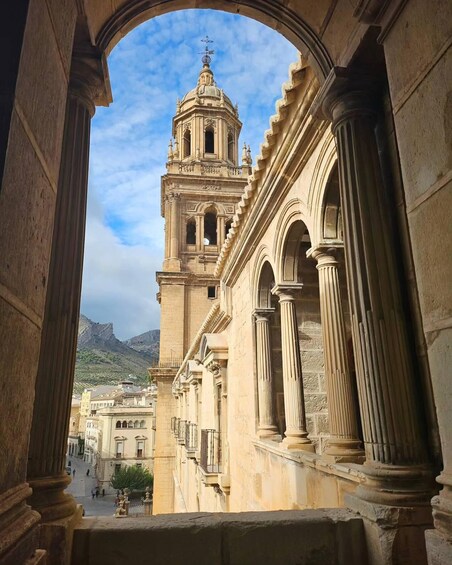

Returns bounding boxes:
[81,9,298,340]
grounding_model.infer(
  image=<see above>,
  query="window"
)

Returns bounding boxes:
[140,420,145,428]
[183,129,191,158]
[204,208,217,245]
[136,440,144,458]
[115,421,121,429]
[208,286,217,299]
[115,464,121,474]
[128,420,133,428]
[122,421,127,429]
[136,463,142,468]
[186,218,196,244]
[228,132,234,161]
[134,420,139,428]
[115,441,124,458]
[205,127,214,154]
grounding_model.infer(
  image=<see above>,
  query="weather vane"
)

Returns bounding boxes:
[200,35,214,66]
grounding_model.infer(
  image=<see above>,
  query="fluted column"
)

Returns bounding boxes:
[272,285,314,451]
[27,53,110,523]
[310,247,363,461]
[254,309,279,439]
[314,68,432,503]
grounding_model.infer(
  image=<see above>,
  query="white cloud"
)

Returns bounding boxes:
[83,9,298,339]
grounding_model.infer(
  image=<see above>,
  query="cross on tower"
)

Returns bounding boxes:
[200,35,215,66]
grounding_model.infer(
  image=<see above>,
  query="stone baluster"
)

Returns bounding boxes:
[253,309,279,439]
[26,51,110,560]
[313,68,432,504]
[309,247,363,461]
[272,285,314,451]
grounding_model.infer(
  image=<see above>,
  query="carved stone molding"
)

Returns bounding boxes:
[70,49,112,116]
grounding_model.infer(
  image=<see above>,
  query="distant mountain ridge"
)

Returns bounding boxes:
[74,315,160,394]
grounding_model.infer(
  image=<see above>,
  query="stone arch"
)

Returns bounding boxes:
[251,246,276,310]
[273,199,311,284]
[96,1,333,81]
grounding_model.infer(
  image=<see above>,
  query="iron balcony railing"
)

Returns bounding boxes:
[200,429,222,474]
[185,422,198,451]
[177,420,187,444]
[150,357,184,368]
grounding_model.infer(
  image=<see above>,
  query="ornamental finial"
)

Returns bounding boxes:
[200,35,214,67]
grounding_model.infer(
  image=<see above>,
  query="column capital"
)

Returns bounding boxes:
[253,308,275,322]
[69,49,112,116]
[310,67,380,125]
[271,283,303,302]
[307,245,341,268]
[165,191,181,202]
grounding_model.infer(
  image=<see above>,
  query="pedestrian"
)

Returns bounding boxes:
[95,487,99,498]
[102,489,105,497]
[72,469,75,477]
[86,468,90,476]
[91,488,95,500]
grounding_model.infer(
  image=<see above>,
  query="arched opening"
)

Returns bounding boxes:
[205,127,214,154]
[204,207,217,245]
[115,421,121,429]
[122,421,127,429]
[225,219,232,239]
[322,164,342,240]
[186,217,196,244]
[183,129,191,158]
[227,132,234,162]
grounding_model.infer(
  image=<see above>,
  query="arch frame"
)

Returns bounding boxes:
[251,245,276,311]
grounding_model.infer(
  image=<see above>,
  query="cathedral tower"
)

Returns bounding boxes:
[151,42,251,513]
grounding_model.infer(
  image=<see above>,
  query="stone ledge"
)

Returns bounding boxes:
[72,509,367,565]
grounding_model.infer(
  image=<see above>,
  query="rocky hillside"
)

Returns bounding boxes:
[74,315,159,394]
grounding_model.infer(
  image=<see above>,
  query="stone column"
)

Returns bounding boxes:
[195,214,203,251]
[26,51,110,561]
[253,309,279,439]
[217,215,226,248]
[309,247,363,461]
[313,68,432,504]
[272,285,314,451]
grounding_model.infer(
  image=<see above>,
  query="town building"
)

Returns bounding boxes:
[1,2,451,565]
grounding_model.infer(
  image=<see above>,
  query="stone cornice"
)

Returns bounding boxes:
[215,58,326,285]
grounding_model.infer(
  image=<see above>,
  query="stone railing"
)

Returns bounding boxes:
[166,161,247,178]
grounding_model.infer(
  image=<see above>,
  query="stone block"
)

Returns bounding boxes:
[303,372,320,392]
[425,528,452,565]
[0,299,41,491]
[304,393,328,415]
[316,413,329,434]
[408,178,452,326]
[301,350,325,372]
[0,111,56,316]
[16,0,68,184]
[45,0,78,77]
[394,47,452,206]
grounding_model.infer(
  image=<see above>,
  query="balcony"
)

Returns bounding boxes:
[185,422,197,457]
[176,419,186,444]
[166,160,247,178]
[199,429,222,479]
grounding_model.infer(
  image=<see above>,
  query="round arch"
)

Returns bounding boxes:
[273,199,312,283]
[251,245,276,310]
[96,1,333,81]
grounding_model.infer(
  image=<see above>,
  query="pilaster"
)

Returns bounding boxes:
[271,285,315,452]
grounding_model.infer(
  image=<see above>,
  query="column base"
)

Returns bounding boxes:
[355,462,435,507]
[28,473,77,522]
[0,484,41,565]
[38,504,83,565]
[323,439,365,463]
[346,492,433,565]
[258,426,281,440]
[282,435,316,452]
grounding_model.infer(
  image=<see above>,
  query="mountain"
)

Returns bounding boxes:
[73,315,159,394]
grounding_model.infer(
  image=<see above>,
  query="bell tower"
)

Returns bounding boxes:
[157,40,252,364]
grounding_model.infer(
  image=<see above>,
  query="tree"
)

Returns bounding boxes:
[110,465,154,491]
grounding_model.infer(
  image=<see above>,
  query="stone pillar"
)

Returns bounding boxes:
[309,247,363,461]
[26,52,110,563]
[195,214,203,251]
[253,309,279,439]
[217,215,226,248]
[313,67,434,563]
[272,285,314,451]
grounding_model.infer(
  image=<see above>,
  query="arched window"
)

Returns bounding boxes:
[115,421,121,429]
[204,207,217,245]
[140,420,145,428]
[205,127,214,154]
[183,128,191,158]
[122,421,127,429]
[225,219,232,239]
[228,132,234,161]
[128,420,133,428]
[186,218,196,244]
[134,420,139,428]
